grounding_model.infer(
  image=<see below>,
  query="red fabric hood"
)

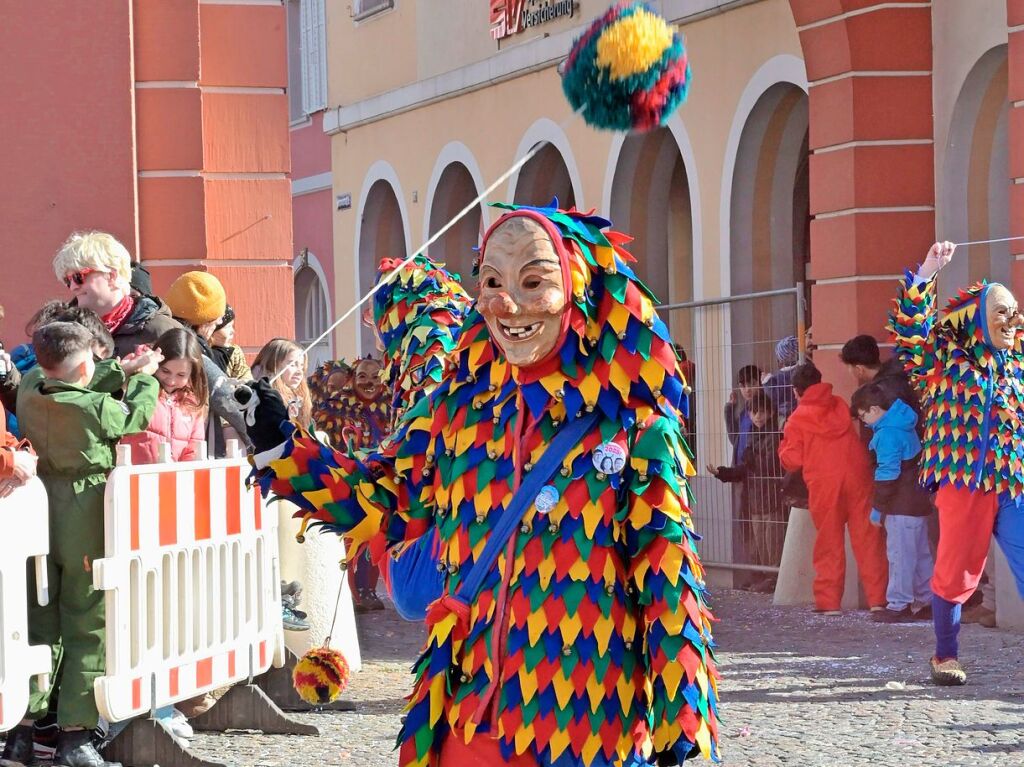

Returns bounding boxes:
[787,382,854,437]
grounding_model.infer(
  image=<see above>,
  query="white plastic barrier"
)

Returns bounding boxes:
[92,445,285,723]
[0,477,51,731]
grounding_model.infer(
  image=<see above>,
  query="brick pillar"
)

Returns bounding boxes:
[1009,0,1024,296]
[133,0,294,352]
[789,1,936,394]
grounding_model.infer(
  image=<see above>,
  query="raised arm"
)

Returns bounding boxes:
[626,414,720,763]
[889,241,955,388]
[99,371,160,439]
[248,380,437,553]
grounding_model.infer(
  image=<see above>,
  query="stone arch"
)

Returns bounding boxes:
[725,59,809,374]
[786,2,938,383]
[605,126,696,357]
[293,249,333,368]
[942,44,1010,294]
[507,118,583,209]
[423,141,489,235]
[355,163,409,354]
[424,149,484,285]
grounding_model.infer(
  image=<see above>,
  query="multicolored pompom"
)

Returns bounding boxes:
[292,646,351,705]
[562,1,691,132]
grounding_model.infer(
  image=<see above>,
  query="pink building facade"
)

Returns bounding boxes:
[287,0,335,368]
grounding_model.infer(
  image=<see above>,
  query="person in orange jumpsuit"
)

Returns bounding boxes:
[779,361,889,613]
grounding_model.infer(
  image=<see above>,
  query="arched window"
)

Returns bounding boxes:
[942,45,1009,297]
[294,250,332,368]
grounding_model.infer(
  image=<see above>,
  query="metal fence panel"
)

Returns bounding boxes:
[659,286,805,580]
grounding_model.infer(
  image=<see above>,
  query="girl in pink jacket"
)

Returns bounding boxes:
[122,329,208,463]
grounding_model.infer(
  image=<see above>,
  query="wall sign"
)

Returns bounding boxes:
[490,0,581,40]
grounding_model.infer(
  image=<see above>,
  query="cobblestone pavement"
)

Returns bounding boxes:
[187,590,1024,766]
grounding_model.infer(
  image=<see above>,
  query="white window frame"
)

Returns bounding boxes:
[353,0,394,22]
[300,0,328,114]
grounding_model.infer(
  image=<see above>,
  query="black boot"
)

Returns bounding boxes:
[0,723,35,767]
[52,730,122,767]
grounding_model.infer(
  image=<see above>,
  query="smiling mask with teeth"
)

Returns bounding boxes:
[353,357,385,402]
[477,216,568,368]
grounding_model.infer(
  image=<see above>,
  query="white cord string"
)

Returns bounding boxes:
[270,106,584,385]
[954,235,1024,247]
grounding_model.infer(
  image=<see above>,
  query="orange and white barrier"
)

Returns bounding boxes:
[92,444,286,723]
[0,477,51,731]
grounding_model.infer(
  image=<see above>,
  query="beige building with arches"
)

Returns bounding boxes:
[320,0,1022,385]
[306,0,1023,599]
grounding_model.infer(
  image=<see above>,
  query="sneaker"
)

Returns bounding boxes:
[1,723,36,766]
[930,656,967,686]
[282,604,310,631]
[912,604,933,621]
[282,594,308,619]
[167,710,193,740]
[871,606,914,623]
[361,590,385,612]
[281,580,303,604]
[153,716,189,751]
[52,729,123,767]
[33,714,59,762]
[813,607,842,616]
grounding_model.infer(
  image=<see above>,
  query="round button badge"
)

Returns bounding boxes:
[535,485,560,514]
[592,441,627,475]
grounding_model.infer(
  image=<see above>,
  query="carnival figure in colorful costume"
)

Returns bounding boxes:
[371,255,472,430]
[345,356,390,449]
[890,240,1024,686]
[308,357,390,450]
[309,359,353,447]
[247,203,719,766]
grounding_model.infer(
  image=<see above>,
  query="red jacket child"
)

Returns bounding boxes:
[778,363,888,612]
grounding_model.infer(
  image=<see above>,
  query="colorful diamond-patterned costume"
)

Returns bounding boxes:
[309,359,391,451]
[889,273,1024,495]
[309,360,353,447]
[890,268,1024,669]
[256,204,719,766]
[370,255,472,431]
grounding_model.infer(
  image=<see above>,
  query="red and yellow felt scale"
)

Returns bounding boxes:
[259,203,720,766]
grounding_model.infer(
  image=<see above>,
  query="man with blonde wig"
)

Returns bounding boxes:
[52,231,180,358]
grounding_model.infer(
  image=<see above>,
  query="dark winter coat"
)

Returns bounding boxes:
[876,356,921,419]
[724,399,754,465]
[866,398,932,517]
[715,427,786,522]
[111,292,182,358]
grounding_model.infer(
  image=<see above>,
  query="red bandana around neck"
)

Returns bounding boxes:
[102,294,135,333]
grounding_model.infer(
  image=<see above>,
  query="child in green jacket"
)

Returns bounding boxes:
[5,321,160,767]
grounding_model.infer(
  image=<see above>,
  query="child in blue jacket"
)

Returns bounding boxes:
[852,381,934,623]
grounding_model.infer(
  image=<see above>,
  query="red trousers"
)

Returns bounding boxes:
[440,734,537,766]
[807,472,889,610]
[932,484,997,604]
